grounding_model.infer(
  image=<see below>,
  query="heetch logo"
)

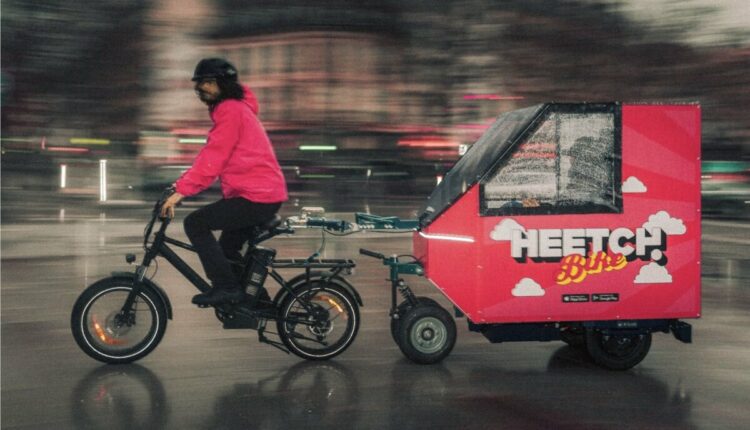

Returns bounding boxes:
[507,227,666,263]
[490,211,687,294]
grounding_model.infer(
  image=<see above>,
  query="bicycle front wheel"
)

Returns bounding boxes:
[277,281,359,360]
[71,277,167,364]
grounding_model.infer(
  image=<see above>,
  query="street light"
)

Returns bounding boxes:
[60,164,67,188]
[99,159,107,202]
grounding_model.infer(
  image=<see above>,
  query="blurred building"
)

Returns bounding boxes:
[4,0,748,199]
[138,1,463,190]
[203,30,436,152]
[142,0,216,131]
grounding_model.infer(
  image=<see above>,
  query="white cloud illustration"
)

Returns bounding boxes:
[622,176,647,193]
[490,219,526,241]
[512,278,545,297]
[642,211,686,235]
[634,262,673,284]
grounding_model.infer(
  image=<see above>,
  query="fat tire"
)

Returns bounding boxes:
[71,277,168,364]
[277,282,359,361]
[585,329,652,370]
[397,304,456,364]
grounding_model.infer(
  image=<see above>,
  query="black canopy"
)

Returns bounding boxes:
[418,102,623,227]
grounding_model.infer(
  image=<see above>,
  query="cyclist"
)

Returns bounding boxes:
[160,58,288,306]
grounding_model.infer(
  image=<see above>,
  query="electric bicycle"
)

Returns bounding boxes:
[71,190,362,364]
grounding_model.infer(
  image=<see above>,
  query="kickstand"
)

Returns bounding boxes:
[258,321,289,354]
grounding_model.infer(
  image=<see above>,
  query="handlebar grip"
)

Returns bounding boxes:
[359,248,385,260]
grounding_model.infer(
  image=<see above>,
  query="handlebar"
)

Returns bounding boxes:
[359,248,385,260]
[143,186,175,249]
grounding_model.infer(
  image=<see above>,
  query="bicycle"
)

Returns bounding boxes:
[71,189,362,364]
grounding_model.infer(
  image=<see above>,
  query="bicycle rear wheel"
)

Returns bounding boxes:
[71,277,167,364]
[277,281,359,360]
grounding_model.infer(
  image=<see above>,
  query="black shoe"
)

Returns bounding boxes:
[191,289,215,306]
[192,288,245,306]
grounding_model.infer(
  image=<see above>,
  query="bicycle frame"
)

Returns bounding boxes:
[120,214,356,324]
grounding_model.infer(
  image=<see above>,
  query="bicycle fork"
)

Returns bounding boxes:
[120,223,166,316]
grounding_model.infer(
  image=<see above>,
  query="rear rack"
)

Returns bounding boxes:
[271,259,356,270]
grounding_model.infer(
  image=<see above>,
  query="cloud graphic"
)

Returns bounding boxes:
[622,176,647,193]
[642,211,686,235]
[512,278,545,297]
[490,219,526,241]
[634,262,673,284]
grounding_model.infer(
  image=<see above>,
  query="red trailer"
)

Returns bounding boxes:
[365,103,701,369]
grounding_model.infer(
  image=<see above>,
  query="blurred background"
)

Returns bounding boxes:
[2,0,749,216]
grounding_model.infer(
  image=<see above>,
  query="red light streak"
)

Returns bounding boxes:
[398,137,461,148]
[463,94,525,101]
[46,146,89,153]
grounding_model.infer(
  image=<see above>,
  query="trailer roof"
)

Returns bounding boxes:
[418,104,546,227]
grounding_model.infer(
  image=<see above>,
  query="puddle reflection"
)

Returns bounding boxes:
[66,346,697,429]
[71,361,359,430]
[458,346,695,429]
[203,361,359,429]
[71,364,168,430]
[386,360,457,429]
[375,347,695,429]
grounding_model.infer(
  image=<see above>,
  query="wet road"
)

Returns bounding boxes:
[2,191,750,429]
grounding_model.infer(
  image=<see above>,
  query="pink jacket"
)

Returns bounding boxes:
[175,86,288,203]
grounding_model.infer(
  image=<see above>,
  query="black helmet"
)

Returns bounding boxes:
[192,58,238,82]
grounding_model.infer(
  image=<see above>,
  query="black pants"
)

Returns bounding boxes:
[184,198,281,289]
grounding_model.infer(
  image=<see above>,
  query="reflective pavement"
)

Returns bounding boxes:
[2,191,749,429]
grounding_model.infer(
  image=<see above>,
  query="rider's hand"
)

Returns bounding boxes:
[160,192,184,219]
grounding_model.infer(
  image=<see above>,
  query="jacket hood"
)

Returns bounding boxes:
[242,85,259,114]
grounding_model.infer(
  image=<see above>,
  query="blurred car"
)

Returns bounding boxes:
[701,161,750,219]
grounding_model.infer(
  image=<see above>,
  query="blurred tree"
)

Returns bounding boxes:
[415,0,749,157]
[1,0,149,142]
[2,0,747,158]
[210,0,403,38]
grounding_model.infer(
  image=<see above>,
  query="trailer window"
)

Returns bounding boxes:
[482,109,621,215]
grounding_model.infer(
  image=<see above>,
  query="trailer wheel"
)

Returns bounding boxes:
[585,329,652,370]
[397,304,456,364]
[390,297,440,347]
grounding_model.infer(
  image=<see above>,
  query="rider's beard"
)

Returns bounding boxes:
[196,90,216,105]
